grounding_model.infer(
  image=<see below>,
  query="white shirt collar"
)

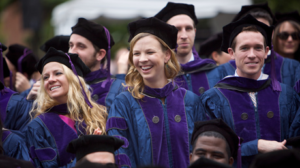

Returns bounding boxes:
[188,53,194,62]
[234,70,268,81]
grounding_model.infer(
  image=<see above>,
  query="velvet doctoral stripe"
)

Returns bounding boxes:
[138,87,189,168]
[38,113,78,166]
[264,51,283,82]
[138,96,169,167]
[191,72,210,96]
[0,88,16,123]
[89,79,113,106]
[2,130,11,142]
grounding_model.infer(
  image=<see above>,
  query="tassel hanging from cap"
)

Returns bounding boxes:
[17,48,32,73]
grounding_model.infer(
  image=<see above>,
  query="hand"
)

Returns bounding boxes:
[93,128,102,135]
[15,72,31,93]
[26,81,40,100]
[258,139,287,153]
[117,50,130,74]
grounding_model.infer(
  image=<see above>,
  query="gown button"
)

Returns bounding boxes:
[152,116,159,124]
[198,87,205,94]
[92,94,99,101]
[267,111,274,118]
[175,115,181,122]
[241,113,248,120]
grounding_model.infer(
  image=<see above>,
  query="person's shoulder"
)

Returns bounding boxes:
[282,57,300,68]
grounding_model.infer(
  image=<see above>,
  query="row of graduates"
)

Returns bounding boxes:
[1,1,300,168]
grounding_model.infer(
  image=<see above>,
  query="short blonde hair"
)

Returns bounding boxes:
[30,63,107,135]
[125,33,181,99]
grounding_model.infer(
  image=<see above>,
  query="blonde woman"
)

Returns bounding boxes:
[106,17,207,168]
[24,48,107,168]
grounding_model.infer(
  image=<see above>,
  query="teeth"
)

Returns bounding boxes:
[247,63,257,64]
[51,86,60,91]
[142,66,152,70]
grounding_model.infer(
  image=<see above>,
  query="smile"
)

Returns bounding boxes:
[50,86,61,91]
[141,66,153,70]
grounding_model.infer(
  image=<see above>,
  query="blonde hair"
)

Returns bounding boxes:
[30,63,107,135]
[125,33,181,99]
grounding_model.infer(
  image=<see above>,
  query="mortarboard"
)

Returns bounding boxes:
[0,155,35,168]
[74,159,118,168]
[128,17,178,49]
[286,136,300,149]
[66,135,124,161]
[35,47,90,77]
[40,35,70,53]
[232,2,275,24]
[191,119,241,159]
[189,157,233,168]
[275,11,300,25]
[249,149,300,168]
[154,2,198,25]
[199,32,223,58]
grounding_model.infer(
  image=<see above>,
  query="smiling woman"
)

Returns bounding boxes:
[23,48,108,168]
[106,17,207,168]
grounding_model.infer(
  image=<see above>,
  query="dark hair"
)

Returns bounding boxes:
[230,25,267,51]
[245,8,273,25]
[192,131,231,158]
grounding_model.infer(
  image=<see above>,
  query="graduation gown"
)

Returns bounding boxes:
[84,69,125,112]
[106,82,207,168]
[0,87,32,131]
[2,129,30,160]
[216,49,300,89]
[24,104,85,168]
[175,49,220,96]
[200,76,300,168]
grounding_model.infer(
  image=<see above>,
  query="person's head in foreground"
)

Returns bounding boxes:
[190,119,242,166]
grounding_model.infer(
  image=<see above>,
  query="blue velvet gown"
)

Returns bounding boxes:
[106,82,207,168]
[200,76,300,168]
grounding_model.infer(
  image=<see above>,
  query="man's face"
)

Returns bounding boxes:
[84,152,115,164]
[228,31,269,80]
[167,14,196,58]
[69,34,98,71]
[190,136,233,166]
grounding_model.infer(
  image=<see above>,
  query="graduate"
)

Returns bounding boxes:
[217,3,300,90]
[24,48,108,168]
[5,44,40,94]
[69,18,125,112]
[273,11,300,62]
[198,32,232,65]
[106,17,207,168]
[155,2,221,96]
[66,135,124,167]
[200,14,300,168]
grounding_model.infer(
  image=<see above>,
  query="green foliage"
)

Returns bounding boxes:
[253,0,300,13]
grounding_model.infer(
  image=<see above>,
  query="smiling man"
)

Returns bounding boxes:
[155,2,221,96]
[201,14,300,168]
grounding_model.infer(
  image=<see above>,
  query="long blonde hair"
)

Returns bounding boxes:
[125,33,181,99]
[30,63,107,135]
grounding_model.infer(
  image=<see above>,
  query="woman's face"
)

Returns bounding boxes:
[42,62,69,104]
[277,21,300,56]
[132,36,170,86]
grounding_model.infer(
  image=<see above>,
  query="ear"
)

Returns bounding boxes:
[211,51,219,62]
[228,157,234,166]
[189,153,193,162]
[228,48,235,60]
[164,50,171,63]
[95,49,106,62]
[264,46,270,59]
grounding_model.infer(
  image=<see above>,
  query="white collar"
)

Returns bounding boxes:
[234,70,268,81]
[188,53,194,62]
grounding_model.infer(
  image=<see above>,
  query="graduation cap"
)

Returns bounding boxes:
[286,136,300,149]
[154,2,198,25]
[191,119,241,160]
[128,17,178,49]
[35,47,93,108]
[74,159,118,168]
[232,2,275,25]
[275,11,300,25]
[199,32,223,58]
[5,44,38,74]
[222,14,281,92]
[189,157,233,168]
[249,149,300,168]
[71,18,114,81]
[66,135,124,161]
[0,155,35,168]
[40,35,70,53]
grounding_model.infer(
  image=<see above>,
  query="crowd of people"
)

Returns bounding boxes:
[1,2,300,168]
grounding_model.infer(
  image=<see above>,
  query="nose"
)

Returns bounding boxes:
[139,53,148,62]
[287,34,293,41]
[179,29,187,39]
[68,46,77,54]
[48,75,56,83]
[204,153,212,160]
[248,48,256,58]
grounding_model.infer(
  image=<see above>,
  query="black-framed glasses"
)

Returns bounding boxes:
[277,32,300,40]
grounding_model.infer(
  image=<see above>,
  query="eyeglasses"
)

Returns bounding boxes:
[277,32,300,40]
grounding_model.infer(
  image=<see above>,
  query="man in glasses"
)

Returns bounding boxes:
[216,3,300,91]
